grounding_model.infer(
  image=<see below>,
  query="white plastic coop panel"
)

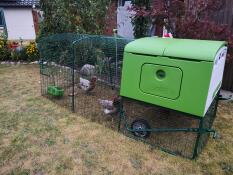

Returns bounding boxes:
[4,8,36,40]
[204,46,228,115]
[117,1,134,39]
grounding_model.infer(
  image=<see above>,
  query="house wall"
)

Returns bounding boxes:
[3,8,36,40]
[115,0,163,39]
[104,1,134,38]
[117,1,134,39]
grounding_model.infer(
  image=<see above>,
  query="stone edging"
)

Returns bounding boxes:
[0,61,39,65]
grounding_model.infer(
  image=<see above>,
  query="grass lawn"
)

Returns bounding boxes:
[0,65,232,175]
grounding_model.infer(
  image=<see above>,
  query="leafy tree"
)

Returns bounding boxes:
[39,0,112,38]
[131,0,151,38]
[39,0,76,38]
[69,0,112,34]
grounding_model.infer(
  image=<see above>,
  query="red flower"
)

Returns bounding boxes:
[8,42,19,50]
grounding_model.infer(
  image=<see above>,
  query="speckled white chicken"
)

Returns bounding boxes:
[79,76,97,93]
[98,96,122,115]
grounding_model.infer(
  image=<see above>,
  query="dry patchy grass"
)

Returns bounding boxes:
[0,65,232,175]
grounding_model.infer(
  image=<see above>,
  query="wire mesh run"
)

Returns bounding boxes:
[38,33,219,159]
[38,33,131,129]
[120,95,219,159]
[39,34,85,109]
[72,35,130,128]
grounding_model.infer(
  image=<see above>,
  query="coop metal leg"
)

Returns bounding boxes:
[192,118,203,159]
[192,92,219,159]
[117,106,124,132]
[118,114,122,132]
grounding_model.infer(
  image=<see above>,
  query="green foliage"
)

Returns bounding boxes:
[39,0,76,38]
[25,42,40,61]
[131,0,151,38]
[45,137,56,146]
[0,38,39,62]
[39,0,112,38]
[0,34,10,61]
[70,0,112,34]
[7,48,30,62]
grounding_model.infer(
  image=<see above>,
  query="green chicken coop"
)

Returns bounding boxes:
[119,37,227,158]
[121,37,227,117]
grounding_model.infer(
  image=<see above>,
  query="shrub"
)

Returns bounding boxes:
[39,0,112,38]
[26,42,39,61]
[131,0,151,38]
[0,34,10,61]
[0,39,39,62]
[9,48,29,62]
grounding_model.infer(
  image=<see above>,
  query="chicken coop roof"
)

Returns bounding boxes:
[0,0,40,8]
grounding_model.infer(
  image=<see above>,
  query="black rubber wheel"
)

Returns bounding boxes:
[131,119,151,139]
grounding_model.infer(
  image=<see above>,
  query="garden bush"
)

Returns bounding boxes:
[39,0,112,38]
[0,34,11,61]
[25,42,39,61]
[0,39,39,62]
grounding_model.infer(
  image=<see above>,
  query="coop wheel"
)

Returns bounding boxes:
[131,119,151,139]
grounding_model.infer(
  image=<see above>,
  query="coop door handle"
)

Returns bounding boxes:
[156,70,166,79]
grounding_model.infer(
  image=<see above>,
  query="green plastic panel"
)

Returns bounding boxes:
[125,37,226,62]
[120,53,213,117]
[140,64,182,99]
[125,37,167,56]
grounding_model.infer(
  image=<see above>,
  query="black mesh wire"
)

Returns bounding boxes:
[38,33,219,159]
[38,33,85,109]
[194,95,219,158]
[71,35,131,129]
[38,34,132,129]
[119,95,219,159]
[120,98,199,158]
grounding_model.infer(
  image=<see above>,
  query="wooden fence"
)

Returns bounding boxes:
[223,60,233,91]
[185,0,233,91]
[213,0,233,91]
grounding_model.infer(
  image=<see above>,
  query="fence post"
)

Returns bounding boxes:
[71,41,76,113]
[71,36,89,113]
[114,29,118,87]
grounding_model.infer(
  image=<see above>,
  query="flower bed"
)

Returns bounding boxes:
[0,34,39,62]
